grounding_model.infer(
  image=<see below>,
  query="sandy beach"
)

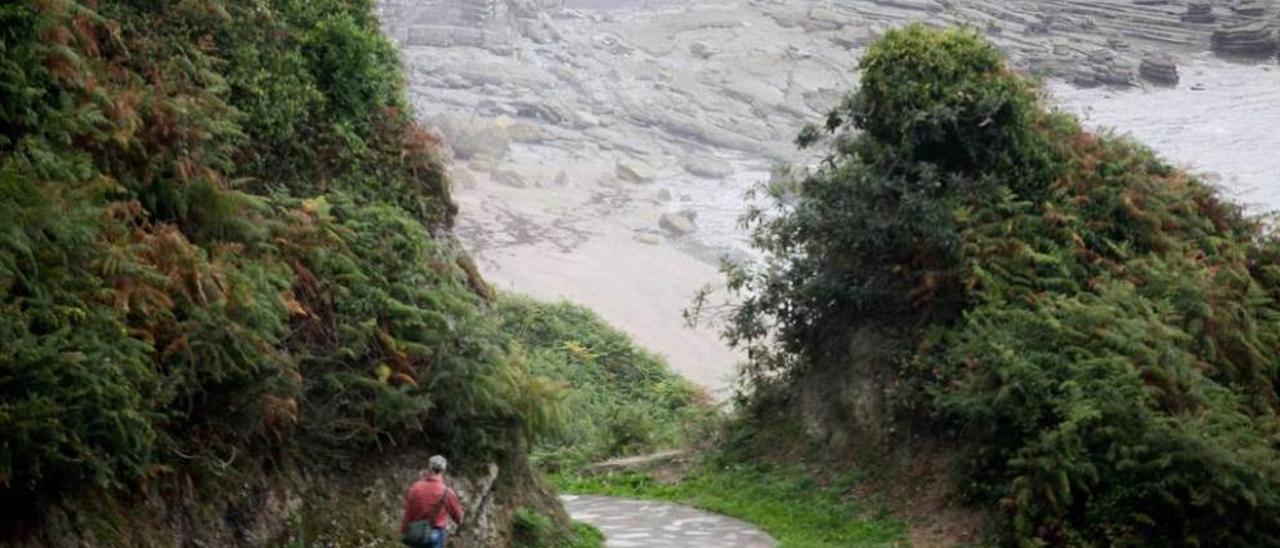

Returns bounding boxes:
[453,155,745,397]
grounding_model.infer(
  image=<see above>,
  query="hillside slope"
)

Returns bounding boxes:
[0,1,567,545]
[720,25,1280,546]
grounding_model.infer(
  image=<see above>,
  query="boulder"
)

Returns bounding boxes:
[657,188,673,202]
[1139,54,1179,85]
[681,156,734,179]
[615,158,656,184]
[501,120,543,143]
[452,168,477,189]
[469,154,499,173]
[492,169,530,188]
[431,116,510,160]
[658,212,696,236]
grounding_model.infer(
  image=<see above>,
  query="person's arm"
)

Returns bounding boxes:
[446,488,465,525]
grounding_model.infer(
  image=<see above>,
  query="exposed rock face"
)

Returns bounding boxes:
[1181,2,1217,24]
[1139,53,1179,85]
[1231,1,1268,17]
[1211,21,1277,56]
[6,444,566,548]
[378,0,1278,213]
[1077,49,1136,87]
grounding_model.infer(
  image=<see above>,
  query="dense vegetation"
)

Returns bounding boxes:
[725,25,1280,545]
[496,295,709,468]
[0,0,560,537]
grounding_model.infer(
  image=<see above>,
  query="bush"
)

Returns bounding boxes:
[727,24,1280,545]
[0,0,552,523]
[496,295,709,468]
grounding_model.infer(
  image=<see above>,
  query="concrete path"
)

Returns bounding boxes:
[561,494,778,548]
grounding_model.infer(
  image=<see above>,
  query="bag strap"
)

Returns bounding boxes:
[431,484,451,522]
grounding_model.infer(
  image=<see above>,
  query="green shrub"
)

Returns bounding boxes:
[726,24,1280,545]
[496,295,709,468]
[0,0,552,525]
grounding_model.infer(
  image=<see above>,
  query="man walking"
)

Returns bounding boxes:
[401,455,465,548]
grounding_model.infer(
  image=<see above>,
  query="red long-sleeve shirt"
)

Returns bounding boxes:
[401,476,464,532]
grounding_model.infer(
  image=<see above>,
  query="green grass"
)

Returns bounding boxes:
[511,506,605,548]
[496,294,714,468]
[552,462,909,548]
[563,522,605,548]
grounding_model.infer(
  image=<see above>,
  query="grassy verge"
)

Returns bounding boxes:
[552,462,908,548]
[564,522,606,548]
[501,295,906,546]
[511,506,604,548]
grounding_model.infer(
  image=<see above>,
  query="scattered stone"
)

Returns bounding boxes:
[500,119,543,143]
[679,195,693,203]
[689,42,716,59]
[615,158,656,184]
[657,188,673,202]
[553,170,570,186]
[681,156,734,179]
[1139,54,1179,85]
[597,175,623,189]
[431,116,510,160]
[451,168,477,189]
[492,169,530,188]
[658,212,696,236]
[633,232,662,245]
[468,154,499,173]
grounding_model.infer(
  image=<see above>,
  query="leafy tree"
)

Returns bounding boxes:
[727,25,1280,545]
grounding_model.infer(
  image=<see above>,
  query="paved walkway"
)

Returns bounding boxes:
[561,494,778,548]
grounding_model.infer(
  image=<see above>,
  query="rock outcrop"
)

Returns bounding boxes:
[1139,53,1179,85]
[616,158,656,184]
[1211,21,1277,56]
